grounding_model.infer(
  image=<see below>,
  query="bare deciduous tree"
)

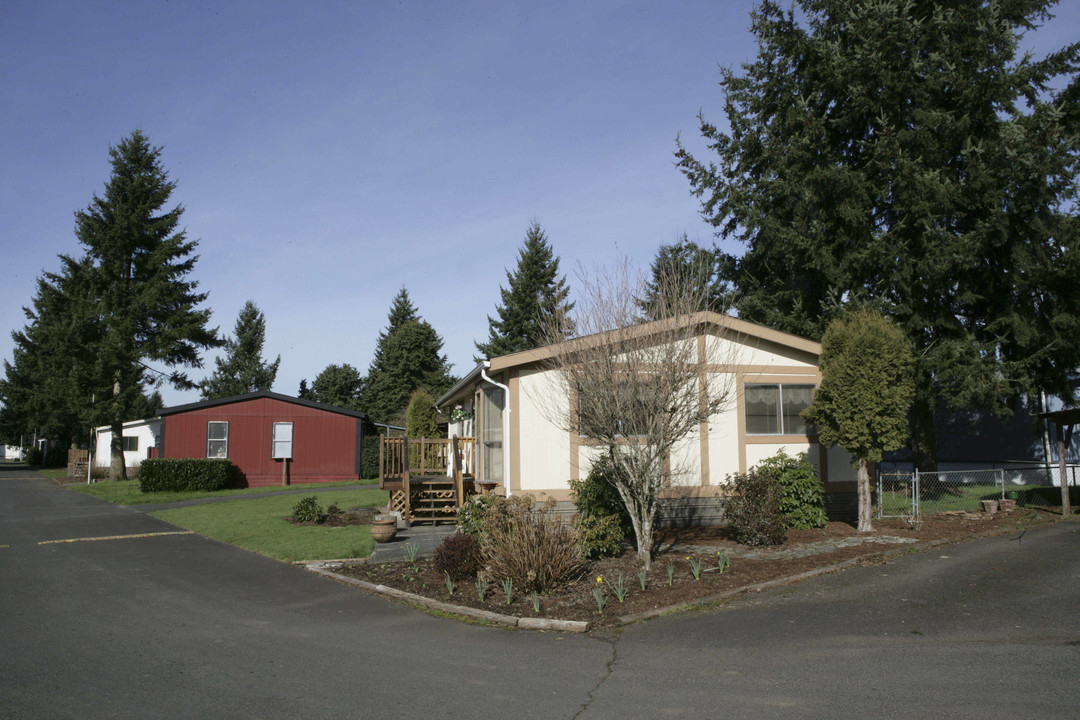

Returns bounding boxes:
[536,258,737,569]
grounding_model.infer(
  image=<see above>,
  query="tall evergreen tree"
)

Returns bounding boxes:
[76,131,218,479]
[638,235,731,318]
[308,363,362,409]
[0,258,100,445]
[361,290,455,424]
[475,222,572,360]
[200,301,280,399]
[677,0,1080,470]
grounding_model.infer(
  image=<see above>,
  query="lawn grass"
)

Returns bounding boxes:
[150,488,390,562]
[67,478,380,505]
[37,468,69,480]
[881,482,1061,516]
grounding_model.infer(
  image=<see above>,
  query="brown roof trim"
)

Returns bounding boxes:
[486,311,820,372]
[158,391,369,420]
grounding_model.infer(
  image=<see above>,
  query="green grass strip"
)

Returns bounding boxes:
[67,478,379,505]
[150,488,389,562]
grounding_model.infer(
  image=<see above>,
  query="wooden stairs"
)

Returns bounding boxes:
[379,436,477,525]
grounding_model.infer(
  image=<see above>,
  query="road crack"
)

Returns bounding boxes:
[572,633,619,719]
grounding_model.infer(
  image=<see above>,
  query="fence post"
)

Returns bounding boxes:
[876,472,882,520]
[914,469,920,519]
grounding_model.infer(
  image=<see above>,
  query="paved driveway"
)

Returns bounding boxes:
[2,465,1077,719]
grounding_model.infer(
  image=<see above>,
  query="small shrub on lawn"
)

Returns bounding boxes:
[456,493,498,537]
[574,513,625,559]
[432,533,481,581]
[725,469,786,546]
[139,458,235,493]
[325,501,342,516]
[755,449,828,529]
[292,496,324,524]
[479,494,582,593]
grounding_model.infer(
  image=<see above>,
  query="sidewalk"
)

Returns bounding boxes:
[367,524,457,563]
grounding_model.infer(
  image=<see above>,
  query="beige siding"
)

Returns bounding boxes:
[707,396,741,485]
[517,369,572,492]
[708,333,817,369]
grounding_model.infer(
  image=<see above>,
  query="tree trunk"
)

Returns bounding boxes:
[636,511,653,571]
[857,458,873,532]
[109,373,127,481]
[909,389,938,472]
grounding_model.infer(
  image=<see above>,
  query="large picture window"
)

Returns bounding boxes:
[207,421,229,458]
[745,384,814,435]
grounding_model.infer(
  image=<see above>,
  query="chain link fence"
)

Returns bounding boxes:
[878,464,1078,519]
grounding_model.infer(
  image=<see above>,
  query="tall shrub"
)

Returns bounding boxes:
[755,449,827,529]
[478,495,581,593]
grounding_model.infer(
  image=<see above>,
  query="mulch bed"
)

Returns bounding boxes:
[330,507,1059,629]
[291,508,376,527]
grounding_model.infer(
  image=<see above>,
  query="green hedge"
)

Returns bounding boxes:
[139,458,236,493]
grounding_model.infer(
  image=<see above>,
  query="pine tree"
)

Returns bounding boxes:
[475,222,572,360]
[76,131,218,479]
[308,364,362,409]
[361,290,455,424]
[677,0,1080,470]
[200,301,280,399]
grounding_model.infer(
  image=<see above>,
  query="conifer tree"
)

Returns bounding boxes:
[638,236,730,318]
[803,309,914,531]
[361,290,455,424]
[677,0,1080,470]
[405,389,438,438]
[0,258,100,445]
[75,131,218,479]
[200,301,280,399]
[475,222,572,360]
[308,364,362,409]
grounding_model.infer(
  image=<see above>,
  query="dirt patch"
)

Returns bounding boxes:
[332,508,1058,629]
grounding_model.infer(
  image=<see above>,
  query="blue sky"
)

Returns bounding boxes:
[2,1,1077,409]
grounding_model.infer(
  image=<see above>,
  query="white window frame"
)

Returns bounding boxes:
[745,384,815,436]
[121,436,139,452]
[207,421,229,458]
[272,422,293,460]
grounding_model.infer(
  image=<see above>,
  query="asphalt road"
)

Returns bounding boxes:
[2,464,1077,719]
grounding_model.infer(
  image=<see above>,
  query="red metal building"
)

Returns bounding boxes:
[158,391,367,487]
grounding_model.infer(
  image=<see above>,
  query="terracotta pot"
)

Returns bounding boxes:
[371,519,398,543]
[999,498,1017,512]
[981,499,999,514]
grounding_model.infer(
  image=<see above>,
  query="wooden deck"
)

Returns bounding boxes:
[379,436,477,524]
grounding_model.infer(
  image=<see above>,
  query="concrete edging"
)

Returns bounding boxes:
[303,562,590,633]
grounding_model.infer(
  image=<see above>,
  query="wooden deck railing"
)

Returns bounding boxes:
[379,436,476,522]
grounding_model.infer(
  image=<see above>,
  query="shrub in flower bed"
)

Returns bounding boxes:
[756,449,828,529]
[574,513,625,559]
[432,533,481,581]
[725,468,786,546]
[479,494,582,593]
[456,494,498,537]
